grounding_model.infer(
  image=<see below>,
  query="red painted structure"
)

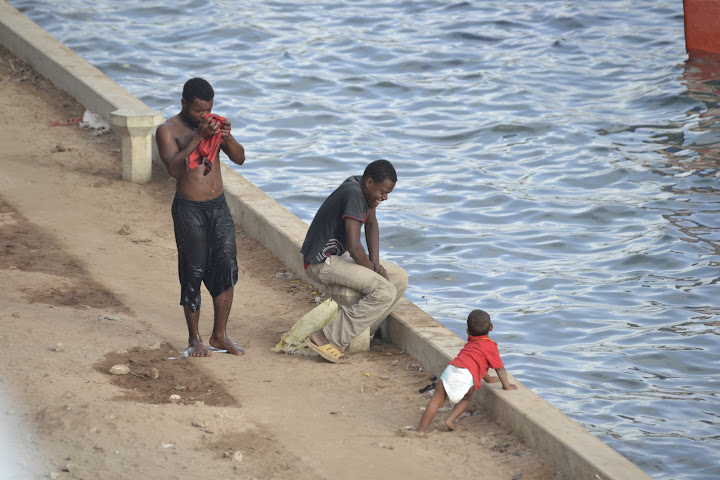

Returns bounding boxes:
[683,0,720,54]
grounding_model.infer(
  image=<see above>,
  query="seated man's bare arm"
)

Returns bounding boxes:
[344,217,374,270]
[363,209,387,278]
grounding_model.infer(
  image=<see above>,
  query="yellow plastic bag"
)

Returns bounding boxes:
[272,299,338,355]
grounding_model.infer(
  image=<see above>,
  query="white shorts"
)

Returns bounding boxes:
[440,364,474,404]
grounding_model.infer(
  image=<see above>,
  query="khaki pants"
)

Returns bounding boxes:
[305,252,408,351]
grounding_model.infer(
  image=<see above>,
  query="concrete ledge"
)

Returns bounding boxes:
[1,7,653,480]
[0,2,162,183]
[477,384,646,480]
[221,166,310,278]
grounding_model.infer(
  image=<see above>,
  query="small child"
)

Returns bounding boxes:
[415,309,516,437]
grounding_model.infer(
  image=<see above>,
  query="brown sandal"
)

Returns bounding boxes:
[304,338,349,363]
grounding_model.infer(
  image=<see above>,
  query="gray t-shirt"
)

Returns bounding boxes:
[301,175,370,264]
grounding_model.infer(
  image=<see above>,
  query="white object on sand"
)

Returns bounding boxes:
[78,110,111,135]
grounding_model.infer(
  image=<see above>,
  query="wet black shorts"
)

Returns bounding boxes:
[171,192,238,312]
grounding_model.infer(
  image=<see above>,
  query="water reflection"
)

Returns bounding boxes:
[656,53,720,178]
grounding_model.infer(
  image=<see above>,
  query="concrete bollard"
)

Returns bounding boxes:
[110,109,163,183]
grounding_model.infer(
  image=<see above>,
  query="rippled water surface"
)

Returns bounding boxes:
[11,1,720,478]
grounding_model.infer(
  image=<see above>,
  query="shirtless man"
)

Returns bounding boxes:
[155,77,246,357]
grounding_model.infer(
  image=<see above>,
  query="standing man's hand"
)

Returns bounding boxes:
[220,120,232,145]
[197,116,219,139]
[218,119,245,166]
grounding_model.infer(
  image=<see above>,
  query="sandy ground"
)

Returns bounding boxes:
[0,47,564,480]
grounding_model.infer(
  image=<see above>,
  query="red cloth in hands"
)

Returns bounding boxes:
[186,113,226,175]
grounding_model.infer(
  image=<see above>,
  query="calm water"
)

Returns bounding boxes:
[10,1,720,478]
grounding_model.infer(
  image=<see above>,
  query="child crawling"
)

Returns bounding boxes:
[415,309,517,437]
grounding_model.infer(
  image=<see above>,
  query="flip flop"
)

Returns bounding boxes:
[304,338,349,364]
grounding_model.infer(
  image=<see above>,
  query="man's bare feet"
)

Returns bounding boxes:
[209,334,245,355]
[188,337,211,357]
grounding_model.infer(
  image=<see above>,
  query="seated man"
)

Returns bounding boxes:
[302,159,408,363]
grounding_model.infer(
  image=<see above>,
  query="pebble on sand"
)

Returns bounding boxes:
[191,417,208,429]
[224,450,243,462]
[54,343,64,352]
[109,364,130,375]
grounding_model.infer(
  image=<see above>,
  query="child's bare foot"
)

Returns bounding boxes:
[445,420,464,432]
[209,334,245,355]
[399,429,413,437]
[188,338,211,357]
[397,426,427,438]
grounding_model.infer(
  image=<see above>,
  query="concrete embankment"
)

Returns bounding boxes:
[0,3,653,479]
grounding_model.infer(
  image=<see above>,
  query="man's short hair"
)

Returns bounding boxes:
[183,78,214,103]
[467,309,491,336]
[363,159,397,184]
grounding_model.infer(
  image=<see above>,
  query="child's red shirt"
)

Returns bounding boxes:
[449,335,504,390]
